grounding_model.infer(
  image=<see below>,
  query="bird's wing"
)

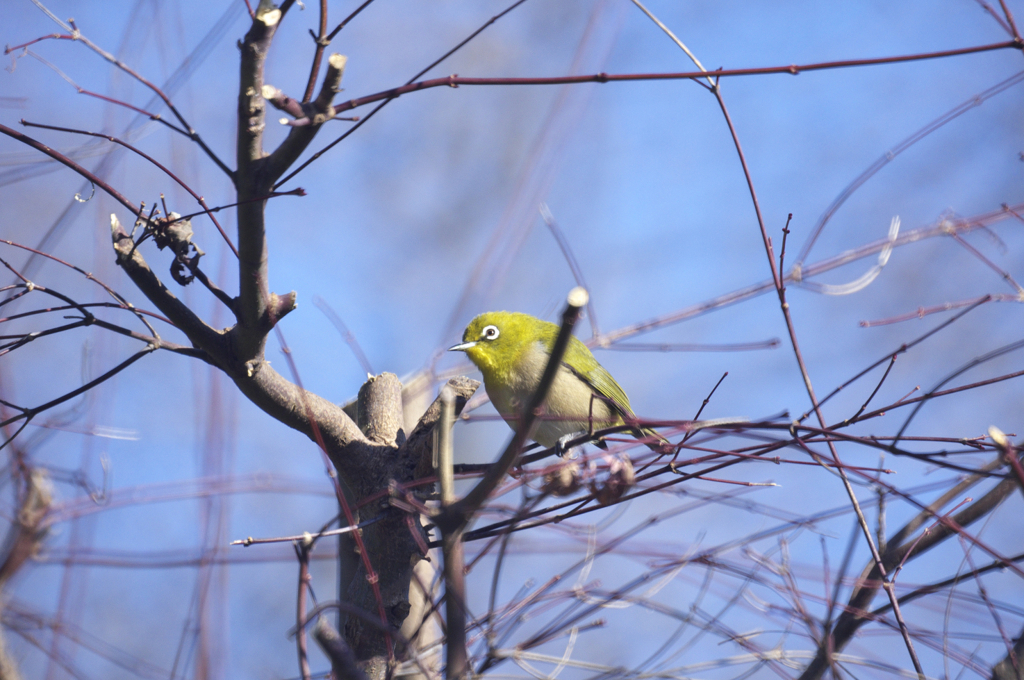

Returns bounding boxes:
[561,336,636,419]
[562,335,671,453]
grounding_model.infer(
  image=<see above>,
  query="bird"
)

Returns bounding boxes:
[449,311,670,455]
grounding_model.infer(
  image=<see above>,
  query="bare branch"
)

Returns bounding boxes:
[326,41,1023,118]
[800,459,1022,680]
[0,123,138,215]
[263,53,347,181]
[22,3,234,177]
[406,377,480,481]
[313,616,368,680]
[19,120,238,257]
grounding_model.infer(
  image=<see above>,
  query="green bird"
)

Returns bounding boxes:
[449,311,669,454]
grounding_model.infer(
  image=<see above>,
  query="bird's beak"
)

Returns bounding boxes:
[448,341,477,352]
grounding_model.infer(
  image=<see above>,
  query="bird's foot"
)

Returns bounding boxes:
[556,433,582,459]
[556,432,605,458]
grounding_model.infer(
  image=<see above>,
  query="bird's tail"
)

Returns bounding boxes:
[633,425,674,455]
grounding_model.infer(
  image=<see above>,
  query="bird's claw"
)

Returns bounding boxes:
[556,434,581,459]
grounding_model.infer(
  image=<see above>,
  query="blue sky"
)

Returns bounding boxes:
[2,0,1023,677]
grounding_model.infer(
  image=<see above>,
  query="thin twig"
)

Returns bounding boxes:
[539,203,599,338]
[27,2,234,177]
[0,123,138,215]
[274,0,535,188]
[295,542,312,680]
[323,41,1022,120]
[301,0,330,103]
[20,120,239,257]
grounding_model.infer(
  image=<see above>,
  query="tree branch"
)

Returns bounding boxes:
[111,213,370,477]
[314,616,368,680]
[800,463,1021,680]
[111,215,221,347]
[264,53,347,182]
[235,3,284,361]
[0,123,138,215]
[358,373,405,447]
[407,376,480,480]
[326,40,1023,118]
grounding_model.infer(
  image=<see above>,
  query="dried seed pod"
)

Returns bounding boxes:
[542,462,581,497]
[589,454,635,506]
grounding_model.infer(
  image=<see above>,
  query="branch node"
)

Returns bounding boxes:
[245,360,263,378]
[256,6,282,26]
[267,290,298,326]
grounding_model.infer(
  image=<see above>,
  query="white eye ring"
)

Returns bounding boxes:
[482,325,500,340]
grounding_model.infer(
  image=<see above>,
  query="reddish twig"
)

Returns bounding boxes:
[273,0,534,188]
[4,33,76,53]
[858,294,1018,327]
[295,543,312,680]
[19,120,239,257]
[22,50,191,137]
[330,41,1023,119]
[301,0,330,103]
[601,339,780,352]
[21,12,234,177]
[891,499,974,583]
[974,0,1015,34]
[0,123,138,215]
[948,231,1024,295]
[711,56,926,674]
[801,294,991,423]
[997,0,1021,39]
[848,355,897,423]
[893,338,1024,443]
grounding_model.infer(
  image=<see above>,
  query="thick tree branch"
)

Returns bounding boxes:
[235,3,283,361]
[992,626,1024,680]
[358,373,405,447]
[111,215,221,348]
[314,616,368,680]
[407,376,480,480]
[112,214,371,479]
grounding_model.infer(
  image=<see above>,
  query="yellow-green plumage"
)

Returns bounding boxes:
[450,311,666,452]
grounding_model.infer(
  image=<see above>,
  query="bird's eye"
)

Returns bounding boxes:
[482,325,500,341]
